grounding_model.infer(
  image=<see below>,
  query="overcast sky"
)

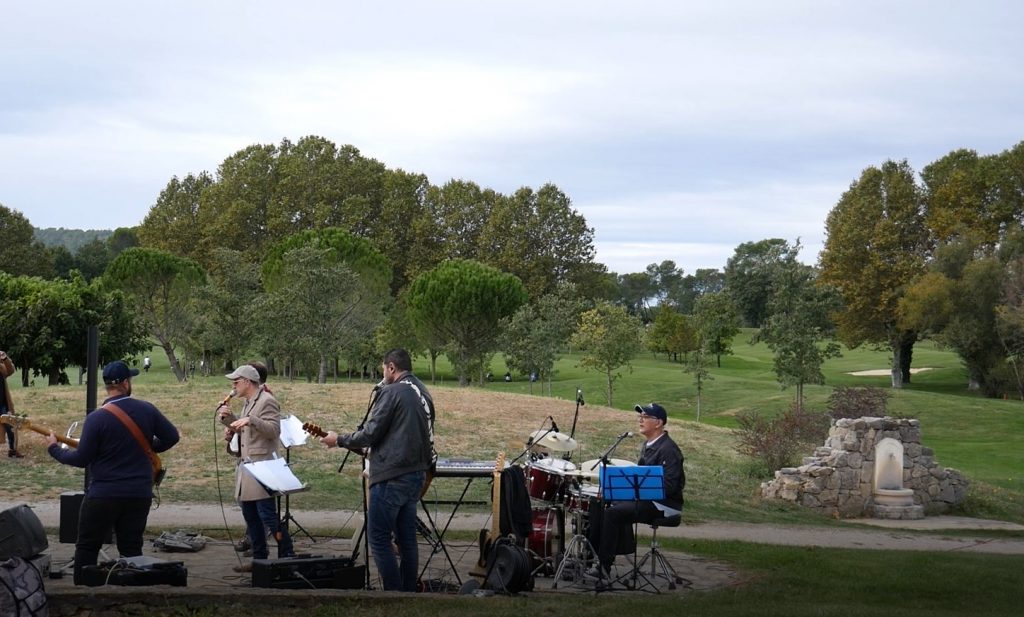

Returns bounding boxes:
[2,1,1022,274]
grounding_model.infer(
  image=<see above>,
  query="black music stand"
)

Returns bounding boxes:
[278,415,315,543]
[601,465,664,593]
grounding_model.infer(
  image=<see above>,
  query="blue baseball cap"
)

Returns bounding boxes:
[103,360,139,384]
[634,402,667,423]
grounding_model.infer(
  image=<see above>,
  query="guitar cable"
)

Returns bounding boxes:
[211,397,247,571]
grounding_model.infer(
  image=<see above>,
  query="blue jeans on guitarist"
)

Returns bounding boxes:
[368,471,425,591]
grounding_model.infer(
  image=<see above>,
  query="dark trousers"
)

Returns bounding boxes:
[241,497,293,559]
[3,423,15,449]
[588,500,659,570]
[73,496,152,585]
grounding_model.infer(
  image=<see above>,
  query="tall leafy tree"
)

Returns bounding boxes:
[138,172,215,265]
[755,252,842,410]
[478,184,596,299]
[500,282,585,394]
[406,259,527,386]
[646,305,697,362]
[103,247,206,381]
[819,160,929,388]
[693,291,740,368]
[724,238,791,327]
[0,204,52,278]
[571,302,643,406]
[259,245,383,384]
[189,248,263,372]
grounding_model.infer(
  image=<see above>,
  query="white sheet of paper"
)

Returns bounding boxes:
[242,457,306,494]
[280,414,307,448]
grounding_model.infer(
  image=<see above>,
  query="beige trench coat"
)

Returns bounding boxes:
[220,387,282,502]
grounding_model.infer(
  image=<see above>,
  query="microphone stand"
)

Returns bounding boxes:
[509,419,556,466]
[340,384,380,590]
[569,388,584,439]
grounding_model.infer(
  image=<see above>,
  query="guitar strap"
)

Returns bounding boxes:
[102,402,163,485]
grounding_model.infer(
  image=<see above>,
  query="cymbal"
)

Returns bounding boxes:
[576,458,634,480]
[527,430,579,452]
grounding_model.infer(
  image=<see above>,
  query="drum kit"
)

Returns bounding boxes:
[518,429,634,579]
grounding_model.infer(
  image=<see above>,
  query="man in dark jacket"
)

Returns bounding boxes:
[587,402,684,581]
[320,348,436,591]
[47,360,179,584]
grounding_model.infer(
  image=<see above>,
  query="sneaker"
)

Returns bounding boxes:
[232,562,253,573]
[585,564,610,580]
[8,450,24,458]
[234,538,251,552]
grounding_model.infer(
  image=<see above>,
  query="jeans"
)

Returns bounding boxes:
[368,471,425,591]
[241,497,293,559]
[74,496,151,585]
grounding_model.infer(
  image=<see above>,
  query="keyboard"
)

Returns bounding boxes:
[433,458,508,478]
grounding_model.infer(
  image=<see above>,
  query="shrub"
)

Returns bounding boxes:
[735,403,829,474]
[827,386,891,419]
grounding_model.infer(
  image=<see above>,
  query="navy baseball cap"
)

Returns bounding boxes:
[103,360,139,384]
[634,402,667,423]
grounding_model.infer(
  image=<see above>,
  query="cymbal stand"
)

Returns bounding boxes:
[551,504,596,588]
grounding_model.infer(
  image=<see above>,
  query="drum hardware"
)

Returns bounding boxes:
[552,488,598,588]
[523,505,564,576]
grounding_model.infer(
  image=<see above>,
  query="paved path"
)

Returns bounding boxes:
[8,499,1024,555]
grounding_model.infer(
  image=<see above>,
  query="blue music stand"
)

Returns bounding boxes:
[600,466,665,502]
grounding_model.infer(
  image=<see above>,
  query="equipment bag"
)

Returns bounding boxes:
[0,556,48,617]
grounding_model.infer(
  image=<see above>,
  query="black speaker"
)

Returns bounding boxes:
[59,492,112,544]
[251,555,365,589]
[0,504,48,559]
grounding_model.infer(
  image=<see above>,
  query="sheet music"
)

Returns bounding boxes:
[280,414,307,448]
[241,457,307,494]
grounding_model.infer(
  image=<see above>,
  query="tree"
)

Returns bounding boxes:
[259,245,383,384]
[103,247,206,381]
[724,238,791,327]
[683,342,713,422]
[614,271,656,321]
[646,306,696,362]
[138,172,216,265]
[0,273,147,386]
[571,302,643,406]
[670,268,725,313]
[406,259,527,385]
[189,248,263,373]
[755,246,842,410]
[478,184,597,299]
[693,292,740,368]
[819,160,929,388]
[0,204,52,278]
[500,282,585,394]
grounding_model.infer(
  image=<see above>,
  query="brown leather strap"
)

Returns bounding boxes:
[103,403,162,482]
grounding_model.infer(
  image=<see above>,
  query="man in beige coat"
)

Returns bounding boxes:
[218,364,293,570]
[1,349,23,458]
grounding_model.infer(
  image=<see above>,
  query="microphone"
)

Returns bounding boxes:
[619,431,635,439]
[576,388,585,405]
[218,389,237,408]
[549,416,560,433]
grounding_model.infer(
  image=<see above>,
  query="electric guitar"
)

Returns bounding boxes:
[0,414,79,448]
[303,421,436,496]
[471,451,506,576]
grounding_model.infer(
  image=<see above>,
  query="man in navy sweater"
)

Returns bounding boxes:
[587,402,685,582]
[47,360,179,584]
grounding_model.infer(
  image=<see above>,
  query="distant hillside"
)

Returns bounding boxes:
[34,227,113,253]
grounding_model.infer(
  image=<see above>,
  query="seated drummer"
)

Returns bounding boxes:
[587,402,685,580]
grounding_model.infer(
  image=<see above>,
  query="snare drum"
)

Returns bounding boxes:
[525,457,576,502]
[525,506,564,575]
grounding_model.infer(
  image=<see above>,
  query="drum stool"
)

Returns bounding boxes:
[631,514,685,590]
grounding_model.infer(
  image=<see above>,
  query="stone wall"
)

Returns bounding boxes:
[760,417,969,519]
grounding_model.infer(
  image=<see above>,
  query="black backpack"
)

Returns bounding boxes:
[0,557,48,617]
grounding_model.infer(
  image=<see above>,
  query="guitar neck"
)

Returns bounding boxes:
[489,453,505,538]
[20,422,79,448]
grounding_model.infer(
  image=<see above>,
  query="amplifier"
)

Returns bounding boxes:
[251,555,365,589]
[79,556,187,587]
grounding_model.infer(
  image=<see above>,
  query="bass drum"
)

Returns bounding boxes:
[524,506,564,576]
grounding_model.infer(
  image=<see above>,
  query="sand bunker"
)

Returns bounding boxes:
[847,368,934,376]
